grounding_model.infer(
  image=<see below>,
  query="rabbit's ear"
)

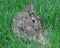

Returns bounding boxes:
[25,6,31,13]
[30,2,34,11]
[25,2,34,14]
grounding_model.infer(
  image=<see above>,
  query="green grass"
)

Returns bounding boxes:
[0,0,60,48]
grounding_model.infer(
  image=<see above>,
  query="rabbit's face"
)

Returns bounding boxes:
[29,13,41,30]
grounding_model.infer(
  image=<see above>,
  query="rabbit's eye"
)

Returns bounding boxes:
[32,19,35,23]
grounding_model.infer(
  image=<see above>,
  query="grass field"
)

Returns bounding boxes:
[0,0,60,48]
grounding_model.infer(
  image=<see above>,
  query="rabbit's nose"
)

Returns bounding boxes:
[35,21,38,26]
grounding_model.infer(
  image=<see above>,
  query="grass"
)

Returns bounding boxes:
[0,0,60,48]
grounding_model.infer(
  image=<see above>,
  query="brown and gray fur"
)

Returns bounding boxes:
[12,2,48,44]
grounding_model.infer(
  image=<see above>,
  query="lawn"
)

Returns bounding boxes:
[0,0,60,48]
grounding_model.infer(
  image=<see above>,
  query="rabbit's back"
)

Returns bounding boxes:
[14,12,28,21]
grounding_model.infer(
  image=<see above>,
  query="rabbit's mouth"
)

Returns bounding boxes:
[34,27,40,31]
[30,25,40,31]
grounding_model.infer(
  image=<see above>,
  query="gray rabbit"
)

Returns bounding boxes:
[12,2,47,44]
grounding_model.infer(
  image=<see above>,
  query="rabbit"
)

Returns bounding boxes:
[12,2,46,44]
